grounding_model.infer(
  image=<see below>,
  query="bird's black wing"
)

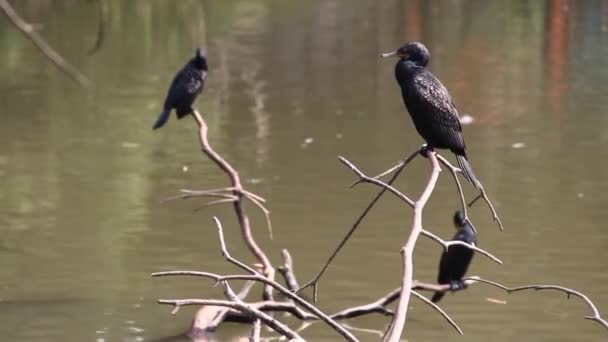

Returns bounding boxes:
[411,71,466,153]
[165,65,204,117]
[174,66,204,97]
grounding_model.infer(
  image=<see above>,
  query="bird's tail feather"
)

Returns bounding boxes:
[456,155,481,189]
[152,109,170,130]
[431,291,444,303]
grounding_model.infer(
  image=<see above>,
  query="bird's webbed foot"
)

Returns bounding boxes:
[449,279,468,291]
[419,144,434,158]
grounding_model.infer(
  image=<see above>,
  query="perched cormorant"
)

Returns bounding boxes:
[153,48,208,130]
[382,42,480,189]
[431,210,477,303]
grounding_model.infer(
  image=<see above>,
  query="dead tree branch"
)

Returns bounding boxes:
[189,280,256,335]
[277,249,300,292]
[250,318,261,342]
[338,156,415,208]
[420,229,503,265]
[435,153,503,231]
[330,288,399,319]
[466,277,608,330]
[298,149,420,300]
[0,0,90,87]
[159,281,304,341]
[411,290,463,335]
[155,216,359,342]
[192,109,275,300]
[384,150,441,342]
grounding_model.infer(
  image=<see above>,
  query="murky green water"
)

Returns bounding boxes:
[1,0,607,341]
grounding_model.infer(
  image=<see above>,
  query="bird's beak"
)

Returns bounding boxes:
[380,51,397,58]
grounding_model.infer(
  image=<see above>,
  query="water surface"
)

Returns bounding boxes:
[1,1,607,341]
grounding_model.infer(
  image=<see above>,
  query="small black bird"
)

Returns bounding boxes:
[431,211,477,303]
[153,48,208,130]
[382,42,480,189]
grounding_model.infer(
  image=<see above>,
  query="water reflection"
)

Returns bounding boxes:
[0,0,607,341]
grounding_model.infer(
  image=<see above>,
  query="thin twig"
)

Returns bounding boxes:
[466,277,608,330]
[468,188,503,231]
[298,149,420,300]
[412,277,480,293]
[411,290,463,335]
[421,229,503,265]
[330,288,399,320]
[349,160,405,188]
[338,156,415,208]
[162,189,237,203]
[243,192,273,240]
[194,198,238,211]
[0,0,90,87]
[213,217,260,275]
[435,154,469,222]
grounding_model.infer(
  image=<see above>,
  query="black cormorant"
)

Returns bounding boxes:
[153,48,208,130]
[382,42,480,188]
[431,210,477,303]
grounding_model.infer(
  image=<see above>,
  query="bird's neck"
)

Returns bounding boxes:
[190,58,208,71]
[395,59,422,85]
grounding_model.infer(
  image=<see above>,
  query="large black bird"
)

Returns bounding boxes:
[382,42,480,188]
[431,210,477,303]
[153,48,208,130]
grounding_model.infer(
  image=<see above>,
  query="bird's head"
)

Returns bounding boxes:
[453,210,467,228]
[192,48,208,71]
[381,42,429,67]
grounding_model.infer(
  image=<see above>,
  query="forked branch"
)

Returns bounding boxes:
[384,150,441,342]
[435,153,503,231]
[192,109,275,299]
[298,149,420,300]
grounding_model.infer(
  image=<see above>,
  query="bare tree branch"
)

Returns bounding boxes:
[420,229,503,265]
[192,109,275,300]
[194,198,238,211]
[155,217,359,342]
[411,290,463,335]
[338,156,415,208]
[298,149,420,300]
[330,288,399,319]
[435,154,469,223]
[188,280,256,335]
[349,160,404,188]
[213,217,260,275]
[0,0,90,87]
[435,154,503,231]
[384,150,441,342]
[242,191,274,240]
[164,186,272,238]
[159,290,304,341]
[277,249,300,292]
[250,318,261,342]
[469,188,503,231]
[466,277,608,330]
